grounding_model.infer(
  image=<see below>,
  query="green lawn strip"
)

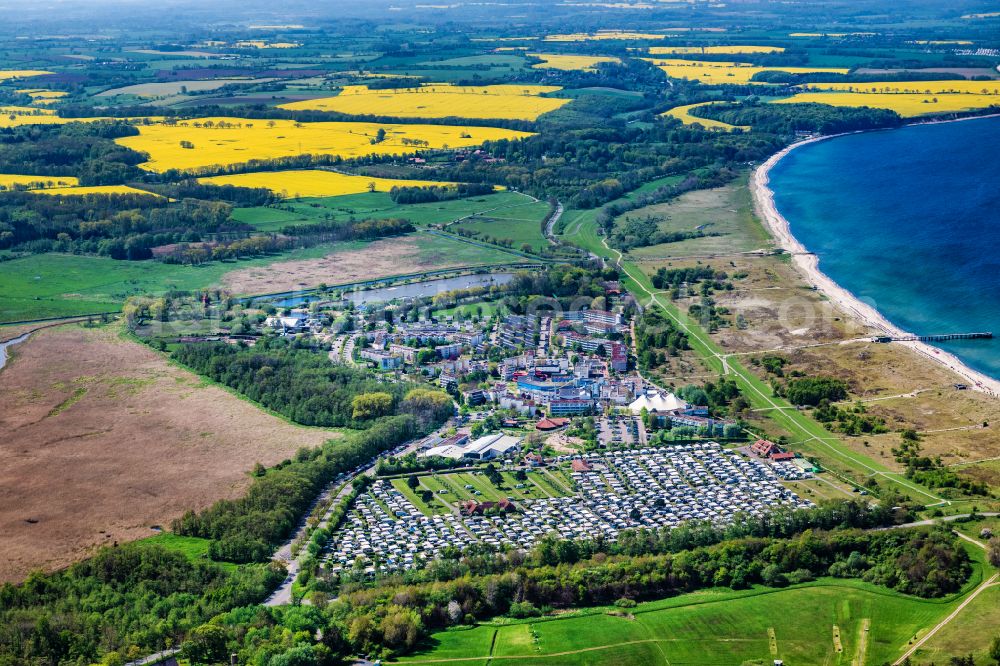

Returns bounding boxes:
[457,472,509,501]
[528,471,566,498]
[390,477,440,516]
[539,469,574,495]
[524,474,555,499]
[499,471,546,500]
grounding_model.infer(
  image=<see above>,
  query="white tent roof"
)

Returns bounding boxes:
[628,392,689,414]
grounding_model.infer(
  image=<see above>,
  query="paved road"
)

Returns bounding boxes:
[264,424,452,606]
[124,648,180,666]
[543,202,564,245]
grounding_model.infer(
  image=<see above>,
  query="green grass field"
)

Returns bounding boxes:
[234,191,541,232]
[0,232,526,322]
[452,200,551,252]
[393,570,990,666]
[140,533,238,572]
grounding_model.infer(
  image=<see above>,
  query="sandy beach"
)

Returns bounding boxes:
[751,134,1000,397]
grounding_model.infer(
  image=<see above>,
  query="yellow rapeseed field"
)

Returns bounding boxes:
[15,89,69,104]
[0,105,68,127]
[661,102,749,131]
[649,45,785,54]
[278,84,568,120]
[774,92,1000,117]
[198,170,461,199]
[528,53,621,71]
[31,185,163,197]
[0,70,52,82]
[544,31,670,41]
[115,117,534,173]
[0,174,79,190]
[646,58,849,85]
[798,80,1000,95]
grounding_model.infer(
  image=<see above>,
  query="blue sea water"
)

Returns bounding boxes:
[768,115,1000,380]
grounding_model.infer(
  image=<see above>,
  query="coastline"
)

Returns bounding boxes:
[750,128,1000,398]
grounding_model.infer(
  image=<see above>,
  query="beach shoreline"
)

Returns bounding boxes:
[750,127,1000,398]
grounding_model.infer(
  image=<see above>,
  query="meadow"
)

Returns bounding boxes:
[199,169,459,199]
[451,200,552,252]
[232,190,541,232]
[278,84,568,120]
[114,118,534,173]
[528,54,622,71]
[649,45,784,54]
[774,92,1000,116]
[392,567,992,666]
[661,102,749,131]
[647,58,849,85]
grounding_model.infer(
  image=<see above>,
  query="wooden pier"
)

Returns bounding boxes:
[873,332,993,343]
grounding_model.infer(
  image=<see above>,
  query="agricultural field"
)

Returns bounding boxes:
[278,84,568,120]
[199,169,459,199]
[661,102,749,131]
[233,189,540,231]
[97,78,277,98]
[649,45,785,54]
[799,80,1000,95]
[0,105,68,127]
[451,199,552,252]
[216,233,529,296]
[528,54,622,71]
[115,117,534,173]
[543,31,670,41]
[0,70,51,82]
[393,574,989,666]
[0,324,339,582]
[647,58,849,85]
[774,92,1000,116]
[31,185,162,197]
[0,174,79,190]
[15,89,68,103]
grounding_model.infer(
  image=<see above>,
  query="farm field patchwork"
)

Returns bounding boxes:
[774,92,1000,116]
[528,53,622,71]
[279,84,568,120]
[646,58,849,85]
[115,117,534,173]
[661,102,749,131]
[199,169,459,198]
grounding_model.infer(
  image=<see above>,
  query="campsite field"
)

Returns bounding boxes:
[392,564,992,666]
[774,91,1000,116]
[115,118,534,173]
[278,84,568,120]
[199,169,458,199]
[661,102,749,131]
[0,324,339,582]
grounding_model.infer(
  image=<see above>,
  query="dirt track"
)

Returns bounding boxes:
[0,325,338,582]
